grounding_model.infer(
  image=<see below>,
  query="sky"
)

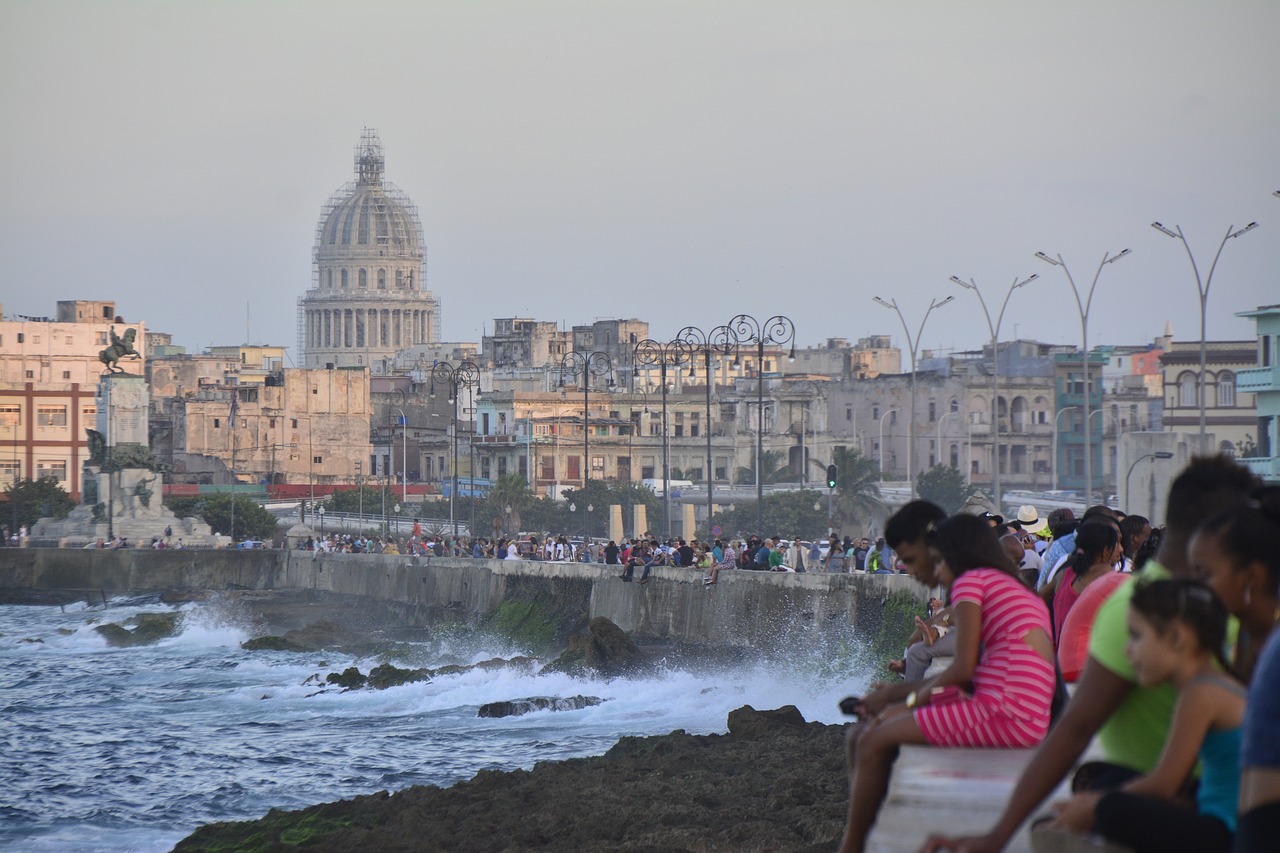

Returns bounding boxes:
[1,1,1277,363]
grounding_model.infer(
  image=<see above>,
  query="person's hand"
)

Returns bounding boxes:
[920,832,1005,853]
[915,615,939,646]
[1046,792,1101,833]
[887,658,906,674]
[929,597,945,613]
[859,683,898,716]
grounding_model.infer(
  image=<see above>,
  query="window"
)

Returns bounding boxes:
[82,406,96,419]
[846,406,852,421]
[359,269,367,288]
[1218,373,1235,407]
[36,460,67,482]
[950,398,959,414]
[890,411,897,425]
[540,455,555,481]
[291,418,299,429]
[313,455,323,465]
[0,405,19,425]
[1178,373,1197,407]
[341,269,348,288]
[567,456,581,480]
[592,455,604,475]
[872,406,879,421]
[37,405,67,426]
[928,401,937,422]
[17,333,24,343]
[378,269,386,289]
[214,418,221,428]
[25,370,33,379]
[0,460,18,481]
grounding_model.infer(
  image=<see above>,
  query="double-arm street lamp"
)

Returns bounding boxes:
[1036,248,1131,505]
[1124,451,1174,514]
[949,273,1038,514]
[559,350,614,546]
[1151,220,1259,453]
[676,324,735,536]
[633,338,689,537]
[873,296,953,500]
[727,314,795,533]
[431,360,481,538]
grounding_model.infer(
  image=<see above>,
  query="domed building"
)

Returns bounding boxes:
[298,129,442,373]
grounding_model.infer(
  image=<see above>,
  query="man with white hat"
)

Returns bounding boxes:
[1013,505,1047,576]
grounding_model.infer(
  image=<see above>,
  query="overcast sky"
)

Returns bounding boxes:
[2,1,1276,362]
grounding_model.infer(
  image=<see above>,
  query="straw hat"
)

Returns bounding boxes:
[1016,505,1048,534]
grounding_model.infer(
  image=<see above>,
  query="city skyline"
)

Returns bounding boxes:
[1,1,1277,358]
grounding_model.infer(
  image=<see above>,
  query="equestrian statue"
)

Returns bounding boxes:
[99,327,141,373]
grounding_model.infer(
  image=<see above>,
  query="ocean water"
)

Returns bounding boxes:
[0,598,870,852]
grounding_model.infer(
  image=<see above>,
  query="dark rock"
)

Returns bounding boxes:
[283,620,352,650]
[540,617,639,677]
[325,667,366,690]
[94,612,182,647]
[241,636,312,652]
[477,695,605,719]
[173,706,849,852]
[366,663,432,689]
[726,704,808,739]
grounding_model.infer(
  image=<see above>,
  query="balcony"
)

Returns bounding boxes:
[1241,455,1280,483]
[1237,365,1280,394]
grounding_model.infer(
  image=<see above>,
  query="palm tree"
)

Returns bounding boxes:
[487,474,534,535]
[814,447,887,535]
[735,449,790,485]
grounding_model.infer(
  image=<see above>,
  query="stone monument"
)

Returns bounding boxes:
[33,374,222,547]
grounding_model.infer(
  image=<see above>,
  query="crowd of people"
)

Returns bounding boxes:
[835,453,1279,853]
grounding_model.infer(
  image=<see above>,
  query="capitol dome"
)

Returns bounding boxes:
[315,132,424,260]
[299,129,442,373]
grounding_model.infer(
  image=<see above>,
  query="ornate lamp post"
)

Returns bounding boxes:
[949,273,1038,513]
[1035,248,1131,505]
[872,296,953,500]
[1151,220,1259,452]
[633,339,690,537]
[431,360,481,538]
[559,350,614,546]
[726,314,795,533]
[676,324,735,536]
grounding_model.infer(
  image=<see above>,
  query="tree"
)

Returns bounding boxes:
[817,447,887,536]
[3,476,75,531]
[704,489,829,541]
[164,493,278,540]
[916,464,977,514]
[485,474,536,534]
[323,485,393,516]
[734,449,791,485]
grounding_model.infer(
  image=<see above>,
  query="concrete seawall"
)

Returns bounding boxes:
[0,550,926,648]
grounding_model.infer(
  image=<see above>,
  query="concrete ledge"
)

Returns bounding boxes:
[869,744,1070,853]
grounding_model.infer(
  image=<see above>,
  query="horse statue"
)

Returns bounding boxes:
[99,327,141,373]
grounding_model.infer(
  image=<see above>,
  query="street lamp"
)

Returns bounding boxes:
[1035,248,1131,504]
[431,360,481,539]
[1124,451,1174,513]
[677,324,735,537]
[727,314,796,533]
[633,338,690,537]
[392,406,407,504]
[1151,220,1259,453]
[317,503,325,536]
[950,273,1038,513]
[873,296,953,499]
[559,350,614,547]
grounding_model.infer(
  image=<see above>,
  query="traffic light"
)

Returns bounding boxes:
[826,464,838,490]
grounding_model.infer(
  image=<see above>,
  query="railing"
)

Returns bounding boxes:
[1237,365,1279,394]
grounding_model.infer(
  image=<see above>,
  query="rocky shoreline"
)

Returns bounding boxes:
[172,705,850,853]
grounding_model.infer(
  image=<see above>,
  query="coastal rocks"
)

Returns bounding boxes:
[305,656,537,694]
[93,612,182,647]
[540,617,639,677]
[241,619,352,653]
[173,704,850,852]
[241,636,311,652]
[726,703,808,739]
[477,695,605,718]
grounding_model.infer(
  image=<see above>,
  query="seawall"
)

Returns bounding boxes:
[0,550,926,649]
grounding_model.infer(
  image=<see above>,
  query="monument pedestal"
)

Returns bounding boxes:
[32,374,223,547]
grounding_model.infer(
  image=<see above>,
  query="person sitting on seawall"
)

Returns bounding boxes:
[887,596,955,682]
[1042,520,1124,650]
[1033,579,1245,853]
[837,511,1056,853]
[770,541,790,571]
[924,454,1261,853]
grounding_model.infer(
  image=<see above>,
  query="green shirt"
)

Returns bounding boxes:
[1087,562,1177,773]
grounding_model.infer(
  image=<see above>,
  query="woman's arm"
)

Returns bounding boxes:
[1122,683,1216,799]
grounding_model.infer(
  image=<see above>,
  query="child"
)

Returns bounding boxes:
[1038,579,1245,853]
